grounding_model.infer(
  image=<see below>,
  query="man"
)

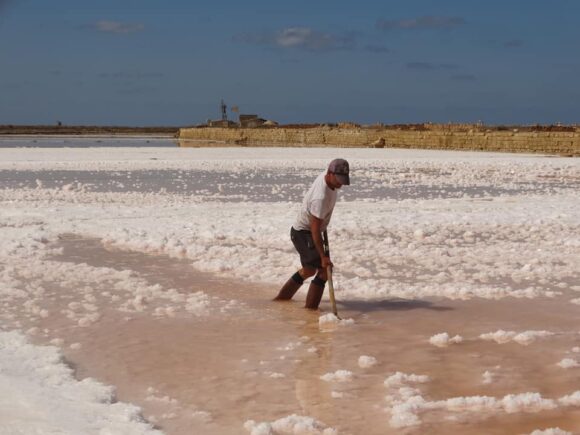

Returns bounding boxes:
[274,158,350,309]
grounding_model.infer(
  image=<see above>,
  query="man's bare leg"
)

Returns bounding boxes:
[274,267,316,301]
[304,267,327,309]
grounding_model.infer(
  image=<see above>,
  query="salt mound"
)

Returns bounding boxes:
[479,329,553,345]
[244,414,337,435]
[557,358,580,369]
[318,313,355,330]
[358,355,377,368]
[429,332,463,347]
[384,372,430,388]
[529,429,572,435]
[320,370,354,382]
[0,331,160,434]
[482,370,494,384]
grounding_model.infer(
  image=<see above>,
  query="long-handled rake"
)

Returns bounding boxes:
[323,230,341,319]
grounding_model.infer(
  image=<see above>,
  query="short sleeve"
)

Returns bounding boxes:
[308,198,324,219]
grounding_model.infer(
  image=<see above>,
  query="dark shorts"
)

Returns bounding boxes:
[290,227,322,269]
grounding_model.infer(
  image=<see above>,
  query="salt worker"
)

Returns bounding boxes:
[274,158,350,309]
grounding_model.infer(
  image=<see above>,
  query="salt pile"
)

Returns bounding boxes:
[244,414,337,435]
[318,313,355,329]
[358,355,378,368]
[479,330,554,345]
[428,332,463,347]
[320,370,354,382]
[0,331,160,435]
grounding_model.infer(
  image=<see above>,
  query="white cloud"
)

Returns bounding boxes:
[235,27,356,52]
[377,16,465,31]
[95,20,145,34]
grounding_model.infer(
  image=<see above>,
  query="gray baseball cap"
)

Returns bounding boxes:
[328,158,350,185]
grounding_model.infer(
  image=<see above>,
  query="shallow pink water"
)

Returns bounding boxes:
[11,235,580,434]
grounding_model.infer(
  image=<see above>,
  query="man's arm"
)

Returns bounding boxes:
[309,215,332,269]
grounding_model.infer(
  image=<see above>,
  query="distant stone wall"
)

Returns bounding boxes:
[179,127,580,156]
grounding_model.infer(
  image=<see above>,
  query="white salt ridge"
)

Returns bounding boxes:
[429,332,463,347]
[557,358,580,369]
[479,329,554,345]
[387,390,573,428]
[2,188,578,303]
[358,355,378,369]
[382,369,580,428]
[318,313,355,329]
[2,146,579,310]
[184,291,211,316]
[266,372,285,379]
[528,428,572,435]
[384,372,430,388]
[277,341,302,352]
[1,253,213,330]
[145,387,179,406]
[320,370,354,382]
[244,414,337,435]
[388,387,580,429]
[191,409,213,423]
[482,370,494,384]
[0,330,161,435]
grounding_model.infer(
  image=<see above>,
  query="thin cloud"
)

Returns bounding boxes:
[364,44,390,54]
[407,62,436,70]
[451,73,477,81]
[98,72,165,79]
[406,62,460,71]
[504,39,524,48]
[95,20,145,34]
[235,27,357,52]
[377,16,465,31]
[117,86,157,95]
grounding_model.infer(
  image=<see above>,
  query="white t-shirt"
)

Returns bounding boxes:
[293,171,337,232]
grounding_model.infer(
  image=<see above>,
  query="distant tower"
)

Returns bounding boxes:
[220,99,228,122]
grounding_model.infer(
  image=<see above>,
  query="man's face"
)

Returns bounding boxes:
[328,173,343,189]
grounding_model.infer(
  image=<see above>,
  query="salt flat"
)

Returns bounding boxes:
[0,145,579,434]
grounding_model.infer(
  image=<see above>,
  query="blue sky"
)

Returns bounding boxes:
[1,0,579,126]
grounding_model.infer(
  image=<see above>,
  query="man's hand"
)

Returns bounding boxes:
[309,215,330,268]
[321,255,333,269]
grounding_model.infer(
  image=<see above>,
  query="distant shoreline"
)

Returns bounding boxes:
[179,124,580,156]
[0,125,179,136]
[3,123,579,137]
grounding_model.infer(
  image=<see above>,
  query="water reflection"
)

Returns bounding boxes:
[0,136,178,148]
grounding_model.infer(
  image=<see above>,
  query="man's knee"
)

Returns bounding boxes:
[299,268,316,279]
[316,268,327,281]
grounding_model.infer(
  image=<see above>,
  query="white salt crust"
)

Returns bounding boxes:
[1,147,579,433]
[479,330,554,345]
[358,355,378,369]
[384,370,580,428]
[318,313,355,329]
[244,414,337,435]
[0,330,160,434]
[429,332,463,347]
[528,429,572,435]
[1,148,579,310]
[320,370,354,383]
[482,370,494,384]
[557,358,580,369]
